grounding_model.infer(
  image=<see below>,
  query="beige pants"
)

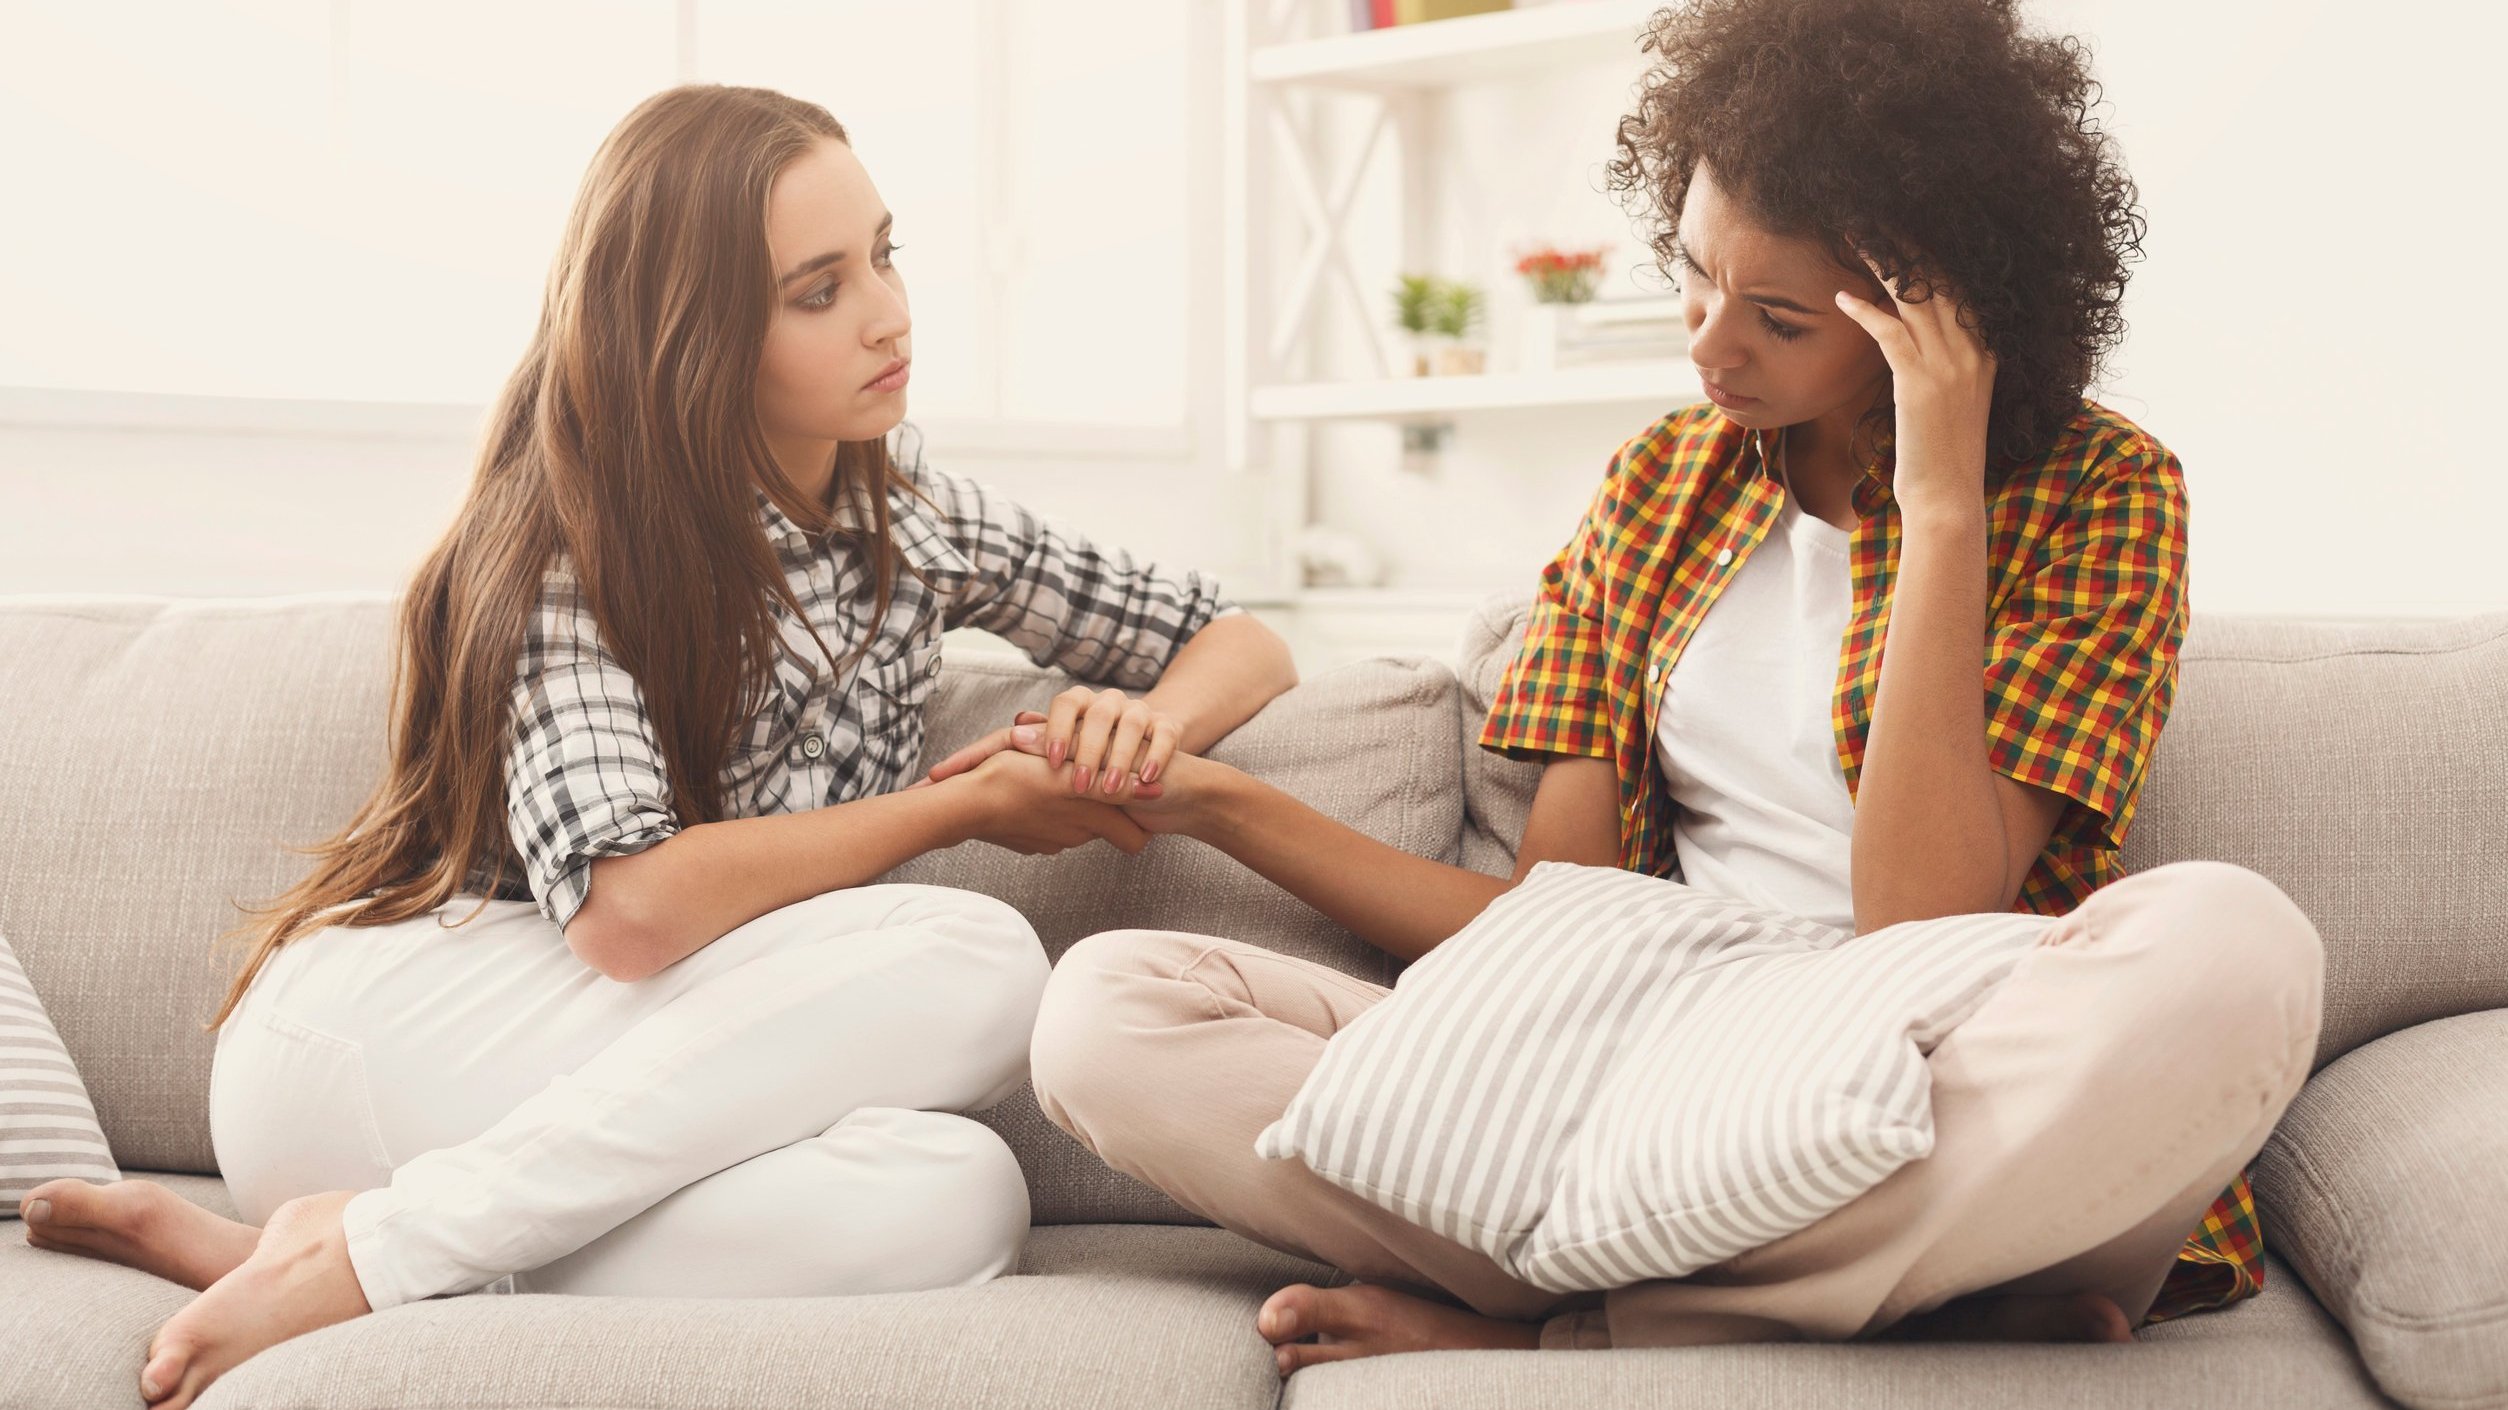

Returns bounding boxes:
[1028,860,2324,1349]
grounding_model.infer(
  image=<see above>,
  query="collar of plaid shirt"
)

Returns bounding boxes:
[751,474,973,600]
[1478,400,2257,1322]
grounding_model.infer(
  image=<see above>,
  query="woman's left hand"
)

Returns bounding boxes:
[1832,249,1998,520]
[914,685,1182,800]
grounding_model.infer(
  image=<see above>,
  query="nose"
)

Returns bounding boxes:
[1686,291,1747,375]
[863,273,911,348]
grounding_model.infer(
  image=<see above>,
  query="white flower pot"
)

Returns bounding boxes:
[1521,303,1567,373]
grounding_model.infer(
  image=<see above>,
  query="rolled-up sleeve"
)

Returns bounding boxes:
[503,568,683,932]
[1982,443,2190,853]
[917,459,1237,690]
[1480,461,1621,762]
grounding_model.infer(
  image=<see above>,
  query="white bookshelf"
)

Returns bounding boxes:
[1247,0,1660,88]
[1223,0,1683,664]
[1251,359,1699,422]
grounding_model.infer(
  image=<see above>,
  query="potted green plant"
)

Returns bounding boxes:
[1428,279,1486,375]
[1390,274,1441,376]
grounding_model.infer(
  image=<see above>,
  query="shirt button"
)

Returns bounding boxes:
[924,654,942,678]
[799,732,825,760]
[1715,548,1735,566]
[1647,661,1663,684]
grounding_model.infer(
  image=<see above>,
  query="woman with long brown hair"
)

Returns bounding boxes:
[16,83,1295,1408]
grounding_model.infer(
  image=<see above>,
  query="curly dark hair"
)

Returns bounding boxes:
[1607,0,2147,470]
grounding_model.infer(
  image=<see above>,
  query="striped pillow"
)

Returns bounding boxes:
[1255,862,2049,1293]
[1,928,120,1215]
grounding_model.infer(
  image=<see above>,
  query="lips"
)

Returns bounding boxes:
[864,358,910,393]
[1698,374,1757,408]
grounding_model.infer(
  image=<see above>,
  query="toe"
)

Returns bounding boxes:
[1257,1284,1319,1344]
[1277,1337,1365,1377]
[20,1177,84,1227]
[139,1344,188,1403]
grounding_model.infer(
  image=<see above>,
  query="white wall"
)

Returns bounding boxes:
[4,1,2503,618]
[0,0,1246,598]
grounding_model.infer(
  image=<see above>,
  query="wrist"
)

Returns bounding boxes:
[1169,754,1250,843]
[1895,495,1988,539]
[925,771,998,848]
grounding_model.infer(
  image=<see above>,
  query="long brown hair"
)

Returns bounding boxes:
[208,84,914,1028]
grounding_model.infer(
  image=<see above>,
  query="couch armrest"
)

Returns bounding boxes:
[2252,1009,2508,1410]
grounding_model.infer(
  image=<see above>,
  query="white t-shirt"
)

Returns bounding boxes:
[1652,450,1860,931]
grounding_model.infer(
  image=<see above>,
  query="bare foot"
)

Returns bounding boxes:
[138,1190,373,1409]
[20,1178,262,1292]
[1256,1281,1539,1376]
[1883,1290,2135,1344]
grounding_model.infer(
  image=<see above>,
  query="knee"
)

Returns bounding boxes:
[868,1110,1032,1285]
[1028,930,1191,1140]
[2122,860,2326,1059]
[914,889,1052,1077]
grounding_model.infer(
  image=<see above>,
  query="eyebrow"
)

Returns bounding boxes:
[1673,237,1821,316]
[777,212,895,288]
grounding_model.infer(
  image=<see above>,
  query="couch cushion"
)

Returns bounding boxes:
[2117,614,2508,1066]
[0,596,403,1175]
[1457,598,2508,1068]
[196,1222,1331,1410]
[2253,1009,2508,1410]
[0,1171,234,1410]
[0,1172,1333,1410]
[1280,1254,2387,1410]
[0,595,1460,1223]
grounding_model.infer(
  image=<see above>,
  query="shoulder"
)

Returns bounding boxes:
[881,418,988,523]
[1999,400,2186,518]
[1590,403,1742,521]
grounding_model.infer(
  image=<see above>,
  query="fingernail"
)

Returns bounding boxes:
[140,1375,161,1400]
[1012,725,1039,747]
[1048,742,1064,767]
[1074,767,1092,792]
[23,1198,48,1222]
[1141,761,1161,784]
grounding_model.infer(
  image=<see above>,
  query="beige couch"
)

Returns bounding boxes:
[3,590,2504,1410]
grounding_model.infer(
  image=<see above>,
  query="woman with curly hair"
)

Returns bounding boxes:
[1014,0,2324,1370]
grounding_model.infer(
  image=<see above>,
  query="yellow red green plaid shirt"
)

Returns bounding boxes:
[1479,398,2258,1324]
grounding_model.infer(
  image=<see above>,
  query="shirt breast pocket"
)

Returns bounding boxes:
[859,635,944,725]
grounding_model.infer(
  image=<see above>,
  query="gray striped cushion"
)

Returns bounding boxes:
[1,928,119,1215]
[1255,862,2050,1292]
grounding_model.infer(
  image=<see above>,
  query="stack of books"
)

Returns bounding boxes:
[1347,0,1513,29]
[1548,295,1689,366]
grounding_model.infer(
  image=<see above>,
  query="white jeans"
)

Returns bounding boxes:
[208,883,1047,1309]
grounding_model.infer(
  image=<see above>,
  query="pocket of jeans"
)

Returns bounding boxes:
[210,1005,395,1224]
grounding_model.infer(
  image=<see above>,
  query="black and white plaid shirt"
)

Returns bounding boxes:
[468,422,1238,930]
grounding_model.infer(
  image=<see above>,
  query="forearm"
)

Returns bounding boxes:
[1142,612,1299,753]
[1852,503,2008,930]
[583,781,986,979]
[1186,765,1507,965]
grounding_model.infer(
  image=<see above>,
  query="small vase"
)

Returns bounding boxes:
[1433,343,1485,376]
[1520,303,1566,373]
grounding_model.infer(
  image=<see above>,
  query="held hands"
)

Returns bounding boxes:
[1832,248,1998,520]
[919,685,1180,801]
[909,685,1185,856]
[950,747,1155,857]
